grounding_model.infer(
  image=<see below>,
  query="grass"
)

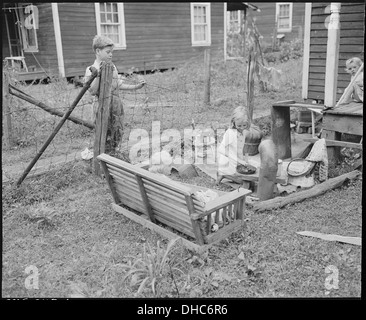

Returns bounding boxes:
[2,55,362,298]
[2,161,361,298]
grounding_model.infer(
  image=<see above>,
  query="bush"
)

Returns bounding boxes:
[264,39,303,64]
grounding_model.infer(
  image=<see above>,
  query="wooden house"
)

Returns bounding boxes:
[2,2,229,81]
[302,2,365,102]
[249,2,306,46]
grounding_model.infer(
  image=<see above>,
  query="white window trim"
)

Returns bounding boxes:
[19,4,39,53]
[190,2,211,47]
[95,3,126,50]
[227,10,242,33]
[276,2,293,33]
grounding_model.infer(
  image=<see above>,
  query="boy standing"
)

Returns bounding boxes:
[84,35,146,153]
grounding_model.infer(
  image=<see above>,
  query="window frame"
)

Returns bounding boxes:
[95,2,126,50]
[227,10,241,33]
[18,3,38,53]
[190,2,211,47]
[276,2,293,33]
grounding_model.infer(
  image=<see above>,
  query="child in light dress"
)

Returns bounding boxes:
[342,57,363,103]
[216,106,256,184]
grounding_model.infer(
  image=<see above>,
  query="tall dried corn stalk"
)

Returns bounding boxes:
[244,19,265,124]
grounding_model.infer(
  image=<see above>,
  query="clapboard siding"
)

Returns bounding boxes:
[250,2,305,45]
[307,2,365,101]
[58,3,98,77]
[58,2,224,77]
[22,3,59,76]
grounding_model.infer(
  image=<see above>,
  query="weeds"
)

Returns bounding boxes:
[120,238,183,297]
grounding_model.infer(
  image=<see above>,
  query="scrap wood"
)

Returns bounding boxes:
[253,170,361,212]
[297,231,361,246]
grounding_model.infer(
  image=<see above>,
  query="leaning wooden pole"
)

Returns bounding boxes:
[93,62,114,176]
[253,170,361,212]
[2,66,13,149]
[16,67,98,186]
[9,84,95,130]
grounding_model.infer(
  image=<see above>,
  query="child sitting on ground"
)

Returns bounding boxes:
[342,57,363,103]
[216,106,256,184]
[84,35,146,153]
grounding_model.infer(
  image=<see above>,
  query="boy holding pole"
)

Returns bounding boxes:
[84,35,146,153]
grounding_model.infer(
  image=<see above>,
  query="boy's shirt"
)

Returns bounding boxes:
[84,60,121,96]
[84,60,123,122]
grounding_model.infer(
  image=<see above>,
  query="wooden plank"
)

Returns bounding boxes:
[113,185,195,237]
[203,189,251,214]
[333,102,363,114]
[135,175,156,223]
[99,161,120,204]
[253,170,361,212]
[310,37,363,46]
[323,113,363,135]
[111,203,210,254]
[308,85,327,93]
[2,68,12,148]
[106,166,202,208]
[185,195,205,245]
[310,44,364,53]
[303,138,362,149]
[98,154,193,195]
[94,63,113,175]
[110,173,192,215]
[311,12,365,23]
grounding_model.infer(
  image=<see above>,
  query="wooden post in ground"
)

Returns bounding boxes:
[2,67,13,149]
[257,139,278,201]
[93,62,114,176]
[271,103,292,159]
[203,48,211,105]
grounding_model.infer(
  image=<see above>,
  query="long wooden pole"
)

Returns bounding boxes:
[2,66,13,149]
[253,170,360,212]
[203,48,211,105]
[16,67,98,186]
[93,62,114,176]
[9,84,95,129]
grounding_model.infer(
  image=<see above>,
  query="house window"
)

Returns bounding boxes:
[191,3,211,46]
[18,4,38,52]
[227,10,241,33]
[95,3,126,49]
[276,3,293,32]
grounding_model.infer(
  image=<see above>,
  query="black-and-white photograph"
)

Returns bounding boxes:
[2,2,363,302]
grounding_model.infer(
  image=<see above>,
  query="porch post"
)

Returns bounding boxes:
[51,3,65,78]
[324,3,341,107]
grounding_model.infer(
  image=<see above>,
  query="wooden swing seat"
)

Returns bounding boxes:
[97,153,252,253]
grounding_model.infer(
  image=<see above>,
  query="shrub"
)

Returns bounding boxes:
[264,39,303,64]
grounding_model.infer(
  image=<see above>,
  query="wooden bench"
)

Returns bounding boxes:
[97,153,252,253]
